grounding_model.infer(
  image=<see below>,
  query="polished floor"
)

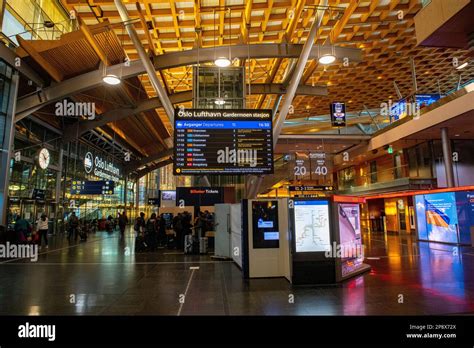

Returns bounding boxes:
[0,228,474,316]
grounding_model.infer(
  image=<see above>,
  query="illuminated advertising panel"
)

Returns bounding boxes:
[415,192,458,244]
[338,203,364,277]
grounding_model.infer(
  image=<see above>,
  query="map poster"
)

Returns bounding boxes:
[294,200,331,252]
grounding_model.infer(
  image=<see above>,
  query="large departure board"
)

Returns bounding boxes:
[173,108,274,175]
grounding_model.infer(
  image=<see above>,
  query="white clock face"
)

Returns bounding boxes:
[38,148,50,169]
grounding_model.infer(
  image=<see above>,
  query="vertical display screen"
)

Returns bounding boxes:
[338,203,364,277]
[294,200,331,252]
[252,201,279,248]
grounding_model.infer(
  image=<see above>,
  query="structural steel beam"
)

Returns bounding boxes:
[125,148,174,173]
[115,0,175,125]
[272,2,328,148]
[132,158,173,179]
[15,59,145,122]
[62,83,327,141]
[0,43,44,87]
[248,0,328,199]
[62,91,192,141]
[16,43,356,120]
[153,43,361,70]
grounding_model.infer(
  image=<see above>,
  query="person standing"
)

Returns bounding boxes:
[173,213,183,250]
[145,213,158,251]
[36,213,49,249]
[118,211,128,239]
[14,215,31,244]
[68,212,79,240]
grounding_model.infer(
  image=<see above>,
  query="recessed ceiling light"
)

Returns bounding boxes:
[455,134,460,137]
[102,74,121,85]
[214,57,231,67]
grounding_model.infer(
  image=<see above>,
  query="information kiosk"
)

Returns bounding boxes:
[241,199,291,280]
[288,196,370,284]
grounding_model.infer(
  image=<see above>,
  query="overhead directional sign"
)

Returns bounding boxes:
[70,180,115,195]
[173,108,274,175]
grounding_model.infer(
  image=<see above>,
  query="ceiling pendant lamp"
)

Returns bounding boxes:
[318,44,336,65]
[102,74,121,85]
[214,57,231,67]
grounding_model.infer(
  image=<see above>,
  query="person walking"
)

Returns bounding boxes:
[36,213,49,249]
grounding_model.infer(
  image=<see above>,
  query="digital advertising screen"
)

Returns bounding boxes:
[453,191,474,244]
[161,190,176,201]
[173,108,273,175]
[338,203,364,277]
[415,192,459,244]
[252,200,279,248]
[415,94,442,108]
[330,102,346,127]
[293,200,331,253]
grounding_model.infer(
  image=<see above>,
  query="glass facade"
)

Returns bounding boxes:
[193,66,245,109]
[62,141,126,222]
[0,59,13,149]
[1,0,72,45]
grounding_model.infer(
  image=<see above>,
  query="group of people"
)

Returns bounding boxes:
[132,210,215,253]
[6,209,216,253]
[9,213,50,249]
[134,212,167,252]
[67,211,129,241]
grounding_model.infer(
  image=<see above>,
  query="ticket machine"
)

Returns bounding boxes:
[241,199,291,280]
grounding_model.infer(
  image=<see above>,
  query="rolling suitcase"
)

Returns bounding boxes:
[184,234,193,254]
[135,235,147,252]
[199,237,208,254]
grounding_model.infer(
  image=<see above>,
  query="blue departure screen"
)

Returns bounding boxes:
[174,109,274,175]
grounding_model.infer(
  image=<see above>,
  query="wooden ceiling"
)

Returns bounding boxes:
[58,0,474,129]
[16,0,474,160]
[15,19,170,158]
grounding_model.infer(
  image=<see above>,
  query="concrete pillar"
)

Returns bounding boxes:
[441,127,455,187]
[54,145,64,234]
[135,177,140,218]
[123,176,128,213]
[0,72,19,226]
